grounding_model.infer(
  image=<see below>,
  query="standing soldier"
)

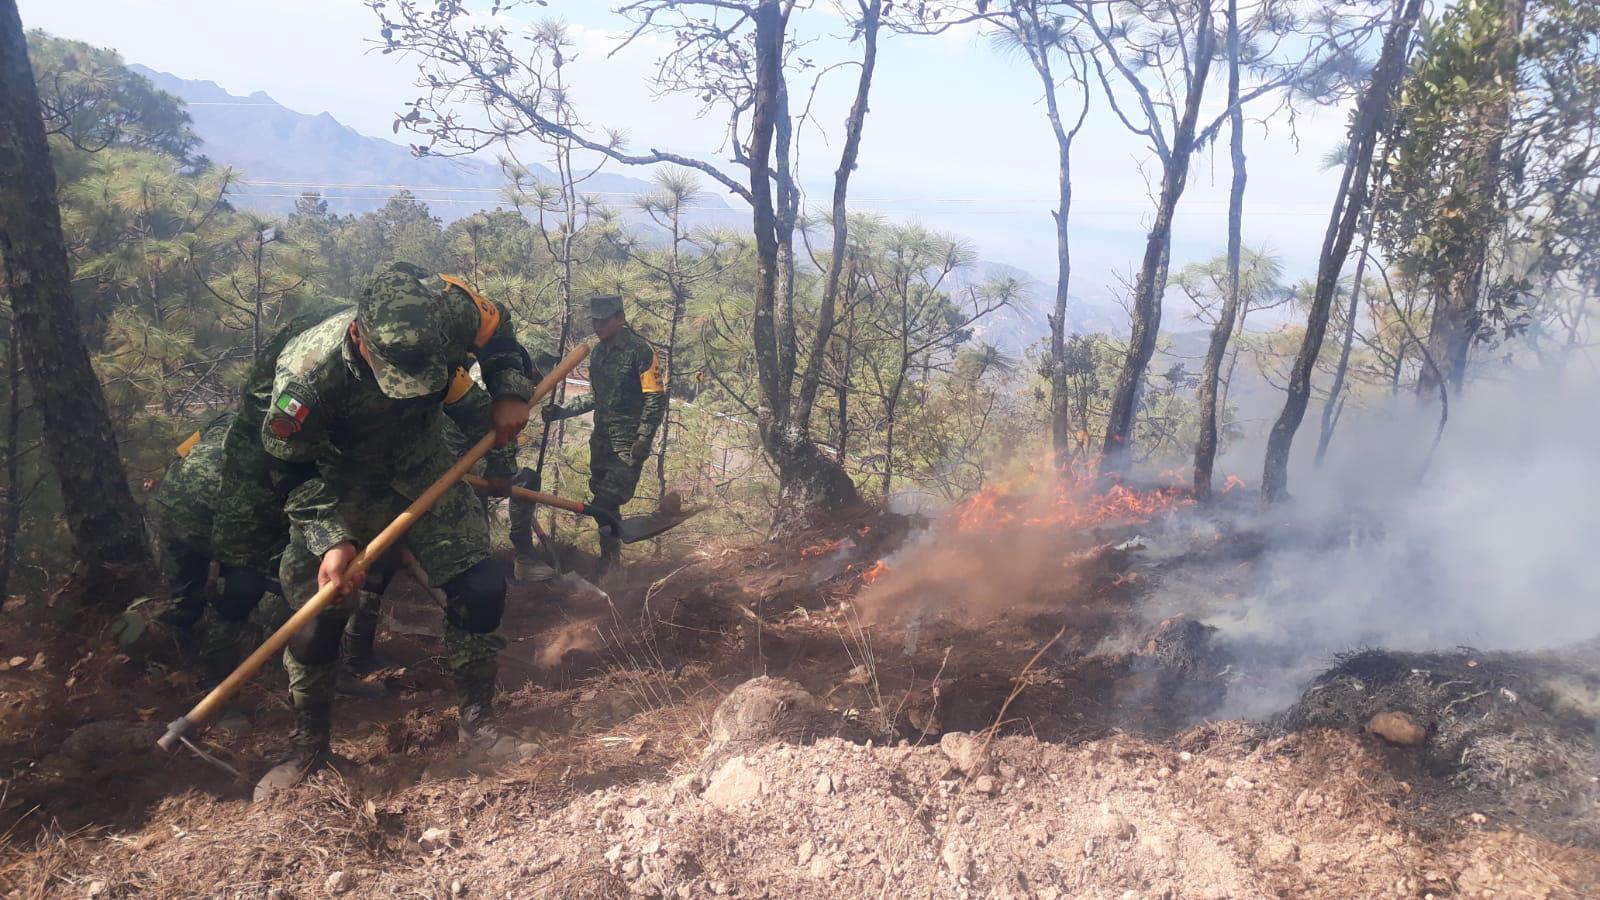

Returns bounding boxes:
[539,294,667,574]
[255,262,533,798]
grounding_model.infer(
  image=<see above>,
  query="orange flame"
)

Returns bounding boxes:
[860,559,891,585]
[800,538,845,559]
[953,468,1192,535]
[1221,474,1245,494]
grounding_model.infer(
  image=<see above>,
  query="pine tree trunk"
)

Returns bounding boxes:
[1194,0,1246,501]
[1417,0,1526,398]
[1262,0,1423,502]
[796,0,880,436]
[1020,2,1090,475]
[749,0,860,533]
[1315,212,1377,467]
[0,311,21,600]
[1101,1,1216,476]
[656,209,685,501]
[0,0,154,593]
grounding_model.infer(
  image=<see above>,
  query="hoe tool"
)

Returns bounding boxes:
[157,342,593,752]
[460,474,699,544]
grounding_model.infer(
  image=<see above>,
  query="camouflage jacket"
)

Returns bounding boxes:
[563,326,667,445]
[261,309,525,555]
[153,411,234,533]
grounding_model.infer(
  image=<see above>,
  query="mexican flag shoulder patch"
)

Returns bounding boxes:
[270,391,311,438]
[275,392,309,420]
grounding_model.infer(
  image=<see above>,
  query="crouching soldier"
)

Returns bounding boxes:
[255,263,533,799]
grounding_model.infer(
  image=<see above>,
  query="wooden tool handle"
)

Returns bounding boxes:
[159,342,592,751]
[463,473,590,515]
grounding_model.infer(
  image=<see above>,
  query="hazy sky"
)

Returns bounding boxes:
[18,0,1356,311]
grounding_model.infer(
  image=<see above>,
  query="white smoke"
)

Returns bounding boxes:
[1148,364,1600,718]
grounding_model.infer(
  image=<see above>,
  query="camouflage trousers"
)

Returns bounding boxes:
[280,478,503,709]
[589,431,647,511]
[152,501,213,625]
[152,499,286,665]
[589,432,647,564]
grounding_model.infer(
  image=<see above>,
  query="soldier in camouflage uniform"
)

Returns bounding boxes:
[540,294,667,573]
[143,312,491,690]
[201,312,328,669]
[148,412,236,633]
[255,263,534,798]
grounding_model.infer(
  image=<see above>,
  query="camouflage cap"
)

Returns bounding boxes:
[590,294,625,320]
[357,262,449,399]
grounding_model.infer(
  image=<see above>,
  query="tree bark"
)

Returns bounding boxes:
[656,203,685,501]
[748,0,861,531]
[1100,1,1216,476]
[1193,0,1246,501]
[1022,2,1091,474]
[1262,0,1423,502]
[1315,210,1377,467]
[0,0,153,593]
[0,311,21,600]
[1417,0,1526,398]
[796,0,880,436]
[749,0,785,440]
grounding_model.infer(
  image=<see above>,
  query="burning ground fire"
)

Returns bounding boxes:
[952,471,1195,534]
[825,467,1204,605]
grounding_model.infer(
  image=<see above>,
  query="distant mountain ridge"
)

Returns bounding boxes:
[127,64,731,220]
[127,63,1128,353]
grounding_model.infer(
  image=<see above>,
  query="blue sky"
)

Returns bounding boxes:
[18,0,1356,314]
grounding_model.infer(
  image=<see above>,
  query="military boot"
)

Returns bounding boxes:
[342,607,377,669]
[457,675,501,749]
[513,552,555,584]
[253,701,332,802]
[596,532,623,580]
[457,676,529,760]
[336,594,388,698]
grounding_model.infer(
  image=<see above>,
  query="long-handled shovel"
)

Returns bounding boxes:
[157,343,592,752]
[461,475,699,544]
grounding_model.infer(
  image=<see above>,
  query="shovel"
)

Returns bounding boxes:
[157,342,593,752]
[461,475,699,544]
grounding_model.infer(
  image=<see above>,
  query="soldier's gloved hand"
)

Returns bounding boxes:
[479,476,514,497]
[540,403,566,423]
[584,505,623,538]
[490,396,531,446]
[319,542,365,599]
[630,438,650,463]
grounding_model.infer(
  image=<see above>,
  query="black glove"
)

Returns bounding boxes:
[477,476,514,497]
[511,467,541,494]
[540,404,566,423]
[584,504,622,539]
[630,437,651,464]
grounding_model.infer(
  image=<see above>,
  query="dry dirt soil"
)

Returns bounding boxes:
[2,501,1597,898]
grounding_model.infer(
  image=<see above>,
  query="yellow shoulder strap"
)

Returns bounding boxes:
[639,345,664,394]
[439,273,501,348]
[176,430,202,458]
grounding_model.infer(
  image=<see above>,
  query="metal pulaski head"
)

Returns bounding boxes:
[358,262,449,399]
[589,293,625,321]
